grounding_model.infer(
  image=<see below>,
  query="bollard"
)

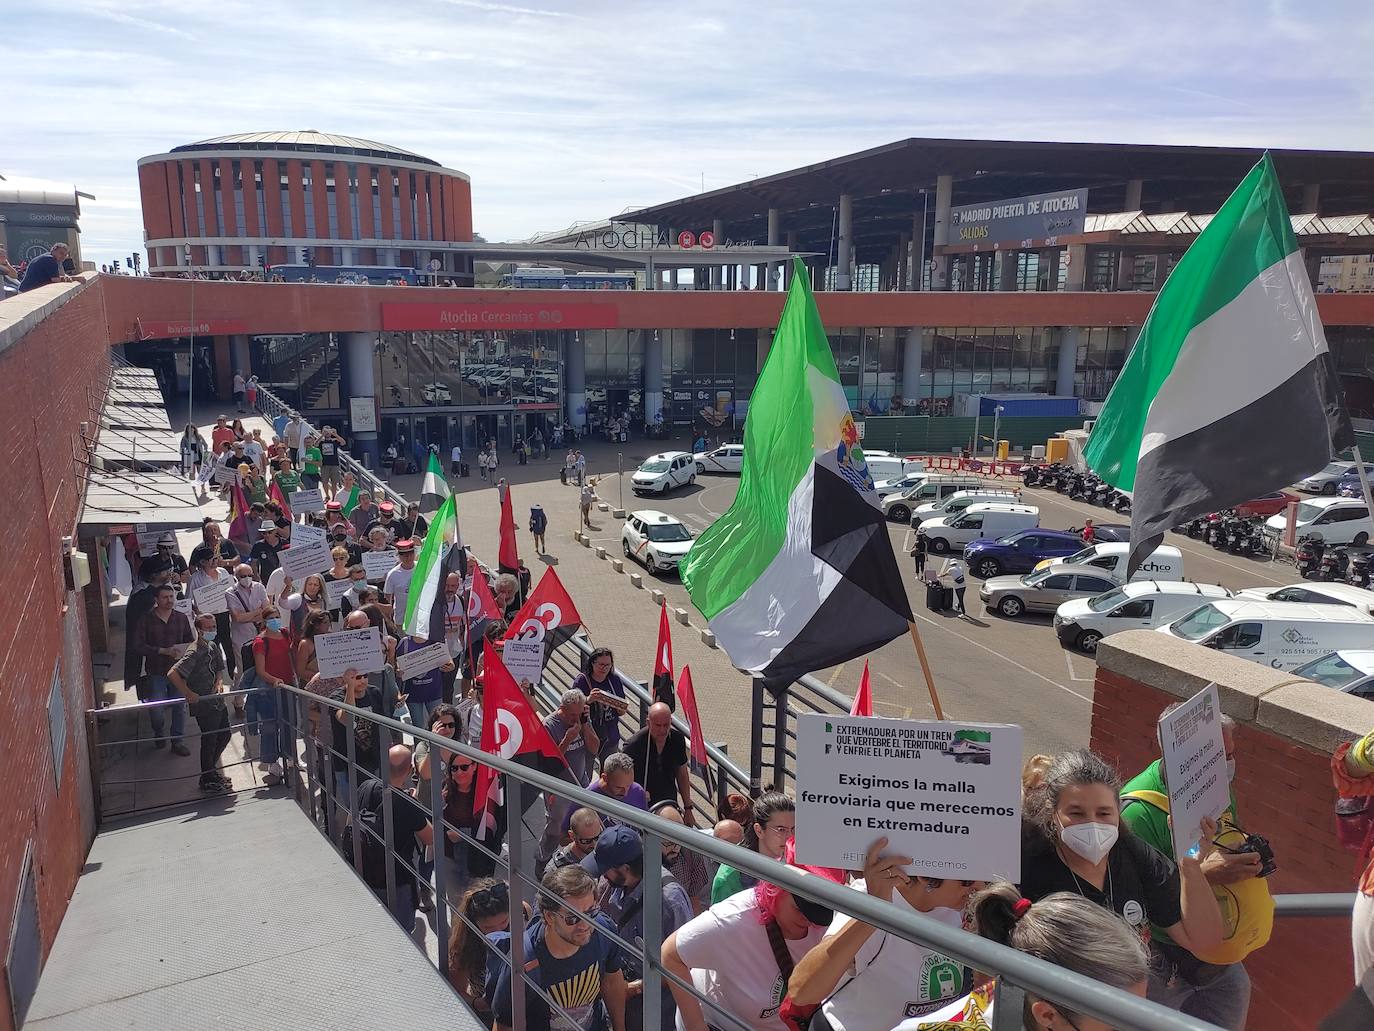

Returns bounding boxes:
[674,607,690,626]
[595,546,607,560]
[701,628,717,648]
[580,535,592,548]
[612,509,626,519]
[597,502,609,512]
[611,559,624,572]
[650,589,666,606]
[629,573,643,588]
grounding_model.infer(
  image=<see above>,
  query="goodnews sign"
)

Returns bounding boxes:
[795,715,1023,881]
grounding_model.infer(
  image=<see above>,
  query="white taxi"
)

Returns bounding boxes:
[695,444,744,475]
[632,451,697,495]
[622,511,694,575]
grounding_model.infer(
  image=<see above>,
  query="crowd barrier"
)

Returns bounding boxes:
[918,453,1025,477]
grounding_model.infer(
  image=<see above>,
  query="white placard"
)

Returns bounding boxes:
[173,597,194,618]
[192,578,230,614]
[397,641,451,682]
[350,396,378,434]
[325,577,354,607]
[795,715,1023,881]
[1158,683,1230,860]
[137,531,162,558]
[314,627,386,677]
[290,487,325,513]
[291,521,326,547]
[362,549,398,581]
[501,638,545,686]
[278,539,333,580]
[213,465,236,486]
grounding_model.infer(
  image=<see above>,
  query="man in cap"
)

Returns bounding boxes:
[143,533,188,588]
[383,539,418,624]
[250,521,286,582]
[364,501,399,544]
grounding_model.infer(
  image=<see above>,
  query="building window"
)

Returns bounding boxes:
[303,172,315,238]
[255,161,267,230]
[193,166,206,236]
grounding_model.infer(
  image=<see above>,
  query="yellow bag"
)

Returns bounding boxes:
[1121,789,1274,964]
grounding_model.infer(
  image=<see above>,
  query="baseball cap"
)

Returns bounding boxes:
[580,825,643,877]
[395,538,416,553]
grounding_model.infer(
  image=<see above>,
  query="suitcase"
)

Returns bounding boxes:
[925,581,946,612]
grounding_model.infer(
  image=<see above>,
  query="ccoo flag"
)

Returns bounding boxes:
[681,257,913,681]
[1085,154,1353,576]
[497,479,520,574]
[419,451,451,514]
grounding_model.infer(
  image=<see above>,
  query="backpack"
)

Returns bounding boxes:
[1121,788,1273,965]
[342,780,390,890]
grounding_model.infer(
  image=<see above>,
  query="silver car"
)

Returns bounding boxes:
[979,565,1121,619]
[1296,461,1374,496]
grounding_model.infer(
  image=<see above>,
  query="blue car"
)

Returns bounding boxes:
[963,528,1086,580]
[1339,474,1371,499]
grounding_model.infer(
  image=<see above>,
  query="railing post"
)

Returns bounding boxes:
[345,712,362,871]
[771,684,790,790]
[430,745,449,974]
[713,742,729,819]
[992,980,1026,1031]
[749,680,765,795]
[640,830,663,1031]
[505,776,528,1031]
[381,753,398,919]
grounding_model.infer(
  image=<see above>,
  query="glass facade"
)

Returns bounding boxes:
[249,334,343,414]
[662,328,761,433]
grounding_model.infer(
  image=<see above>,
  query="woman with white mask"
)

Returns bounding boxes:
[1019,749,1223,962]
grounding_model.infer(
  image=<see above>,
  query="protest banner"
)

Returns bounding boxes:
[795,714,1023,881]
[325,577,354,607]
[173,597,194,618]
[279,539,332,580]
[1158,682,1230,860]
[136,531,162,558]
[397,641,451,682]
[501,638,545,686]
[362,549,399,581]
[192,578,230,615]
[291,521,326,547]
[290,487,326,514]
[315,627,385,677]
[213,465,236,486]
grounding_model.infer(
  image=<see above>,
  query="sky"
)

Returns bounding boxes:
[4,0,1373,269]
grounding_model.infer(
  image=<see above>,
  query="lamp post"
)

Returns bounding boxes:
[993,404,1005,461]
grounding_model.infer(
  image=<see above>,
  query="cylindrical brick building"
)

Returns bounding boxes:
[137,131,472,279]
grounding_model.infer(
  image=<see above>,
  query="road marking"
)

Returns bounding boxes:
[694,482,726,520]
[1063,651,1095,683]
[826,663,846,687]
[902,526,914,553]
[681,513,711,531]
[911,610,1093,704]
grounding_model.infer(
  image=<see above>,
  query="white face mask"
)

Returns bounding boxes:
[1059,819,1118,865]
[237,575,252,586]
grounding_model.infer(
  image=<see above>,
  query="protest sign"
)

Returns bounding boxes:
[279,540,332,580]
[213,465,236,486]
[325,577,354,607]
[192,578,230,615]
[397,641,451,682]
[795,715,1023,881]
[315,627,385,677]
[362,549,399,581]
[137,531,162,558]
[173,597,194,618]
[291,521,326,547]
[501,638,545,686]
[1158,682,1230,860]
[290,487,325,513]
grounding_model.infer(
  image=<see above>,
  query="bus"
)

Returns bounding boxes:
[500,267,636,290]
[269,264,419,286]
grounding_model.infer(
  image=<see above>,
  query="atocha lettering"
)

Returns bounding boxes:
[572,222,757,250]
[438,309,564,327]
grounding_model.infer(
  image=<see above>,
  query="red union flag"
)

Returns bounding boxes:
[653,603,676,711]
[849,660,873,717]
[467,569,501,622]
[497,479,520,573]
[676,665,714,796]
[503,566,582,653]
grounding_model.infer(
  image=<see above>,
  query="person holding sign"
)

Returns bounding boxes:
[188,545,236,680]
[1020,750,1224,963]
[1122,706,1264,1030]
[397,632,454,726]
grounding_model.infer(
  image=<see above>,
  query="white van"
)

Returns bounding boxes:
[882,476,987,522]
[919,503,1040,553]
[1156,599,1374,671]
[864,456,909,484]
[1237,582,1374,616]
[1053,580,1234,653]
[1037,542,1184,582]
[1264,497,1373,547]
[913,488,1022,525]
[1292,650,1374,700]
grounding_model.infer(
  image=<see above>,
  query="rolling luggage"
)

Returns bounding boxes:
[925,580,951,613]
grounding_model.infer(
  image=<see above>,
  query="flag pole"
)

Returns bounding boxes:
[906,620,945,720]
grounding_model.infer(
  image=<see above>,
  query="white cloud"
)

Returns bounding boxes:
[2,0,1372,267]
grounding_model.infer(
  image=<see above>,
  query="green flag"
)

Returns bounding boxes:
[403,492,464,637]
[420,451,451,514]
[340,483,360,516]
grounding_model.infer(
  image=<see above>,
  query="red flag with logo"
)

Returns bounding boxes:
[466,569,502,623]
[850,660,873,717]
[269,479,293,522]
[503,566,583,655]
[653,603,676,711]
[475,651,569,840]
[227,481,252,542]
[676,665,714,796]
[497,479,520,574]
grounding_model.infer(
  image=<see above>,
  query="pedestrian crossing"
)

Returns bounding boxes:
[680,512,713,532]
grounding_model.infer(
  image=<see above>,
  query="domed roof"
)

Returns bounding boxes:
[170,131,439,167]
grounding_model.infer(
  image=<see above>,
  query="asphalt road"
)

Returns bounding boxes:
[591,467,1309,757]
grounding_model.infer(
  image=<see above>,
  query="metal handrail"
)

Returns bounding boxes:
[272,682,1216,1031]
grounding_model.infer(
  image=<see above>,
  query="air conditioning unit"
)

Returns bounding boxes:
[1083,420,1096,433]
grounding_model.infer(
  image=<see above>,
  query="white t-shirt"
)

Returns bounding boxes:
[672,891,824,1031]
[243,439,265,468]
[383,564,415,620]
[284,421,303,449]
[233,374,246,393]
[819,886,966,1030]
[451,445,462,463]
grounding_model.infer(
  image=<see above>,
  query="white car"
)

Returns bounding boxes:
[1295,461,1374,496]
[695,444,743,475]
[622,511,694,575]
[873,471,928,497]
[421,382,452,404]
[1264,497,1373,546]
[632,451,697,495]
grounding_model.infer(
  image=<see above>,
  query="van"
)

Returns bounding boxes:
[1053,580,1235,653]
[912,488,1022,525]
[919,503,1040,553]
[864,456,908,484]
[1037,542,1184,582]
[881,475,987,522]
[1292,650,1374,700]
[1237,582,1374,616]
[1156,599,1374,671]
[1264,497,1373,546]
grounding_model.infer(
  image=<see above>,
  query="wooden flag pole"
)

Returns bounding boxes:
[907,620,945,720]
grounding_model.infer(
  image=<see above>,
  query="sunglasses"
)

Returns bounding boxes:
[556,905,601,927]
[452,762,476,773]
[472,881,509,909]
[575,835,600,848]
[433,720,456,730]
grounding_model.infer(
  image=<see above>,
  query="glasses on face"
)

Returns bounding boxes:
[557,905,600,927]
[575,834,600,848]
[434,720,456,730]
[452,762,476,774]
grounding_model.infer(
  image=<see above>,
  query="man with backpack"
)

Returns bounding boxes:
[350,743,434,942]
[1121,706,1266,1030]
[529,504,548,555]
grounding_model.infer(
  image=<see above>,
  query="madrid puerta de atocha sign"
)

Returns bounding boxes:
[949,188,1089,250]
[571,221,757,251]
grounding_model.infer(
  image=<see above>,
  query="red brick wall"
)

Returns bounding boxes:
[0,283,108,1029]
[1091,667,1352,1030]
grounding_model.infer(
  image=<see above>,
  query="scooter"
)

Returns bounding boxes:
[1111,491,1132,514]
[1348,553,1371,589]
[1321,547,1350,582]
[1022,463,1044,488]
[1296,535,1325,579]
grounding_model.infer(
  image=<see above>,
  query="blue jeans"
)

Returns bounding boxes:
[146,675,186,743]
[256,686,282,764]
[406,698,441,729]
[1147,961,1250,1030]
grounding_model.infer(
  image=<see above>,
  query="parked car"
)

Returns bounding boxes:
[980,566,1123,619]
[1295,461,1374,496]
[1158,600,1374,671]
[882,475,987,523]
[912,489,1022,525]
[695,445,744,475]
[919,503,1040,554]
[962,529,1088,580]
[1237,582,1374,616]
[631,452,697,495]
[1264,497,1373,546]
[621,510,694,575]
[1053,580,1234,653]
[1035,542,1185,582]
[1234,490,1297,518]
[1292,650,1374,699]
[873,471,930,497]
[421,381,452,404]
[1081,523,1133,543]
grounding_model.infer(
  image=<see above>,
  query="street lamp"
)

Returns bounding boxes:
[993,404,1005,461]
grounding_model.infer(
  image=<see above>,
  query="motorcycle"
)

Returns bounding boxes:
[1111,491,1132,514]
[1349,553,1371,589]
[1092,481,1113,507]
[1321,547,1350,582]
[1296,535,1325,579]
[1022,463,1044,488]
